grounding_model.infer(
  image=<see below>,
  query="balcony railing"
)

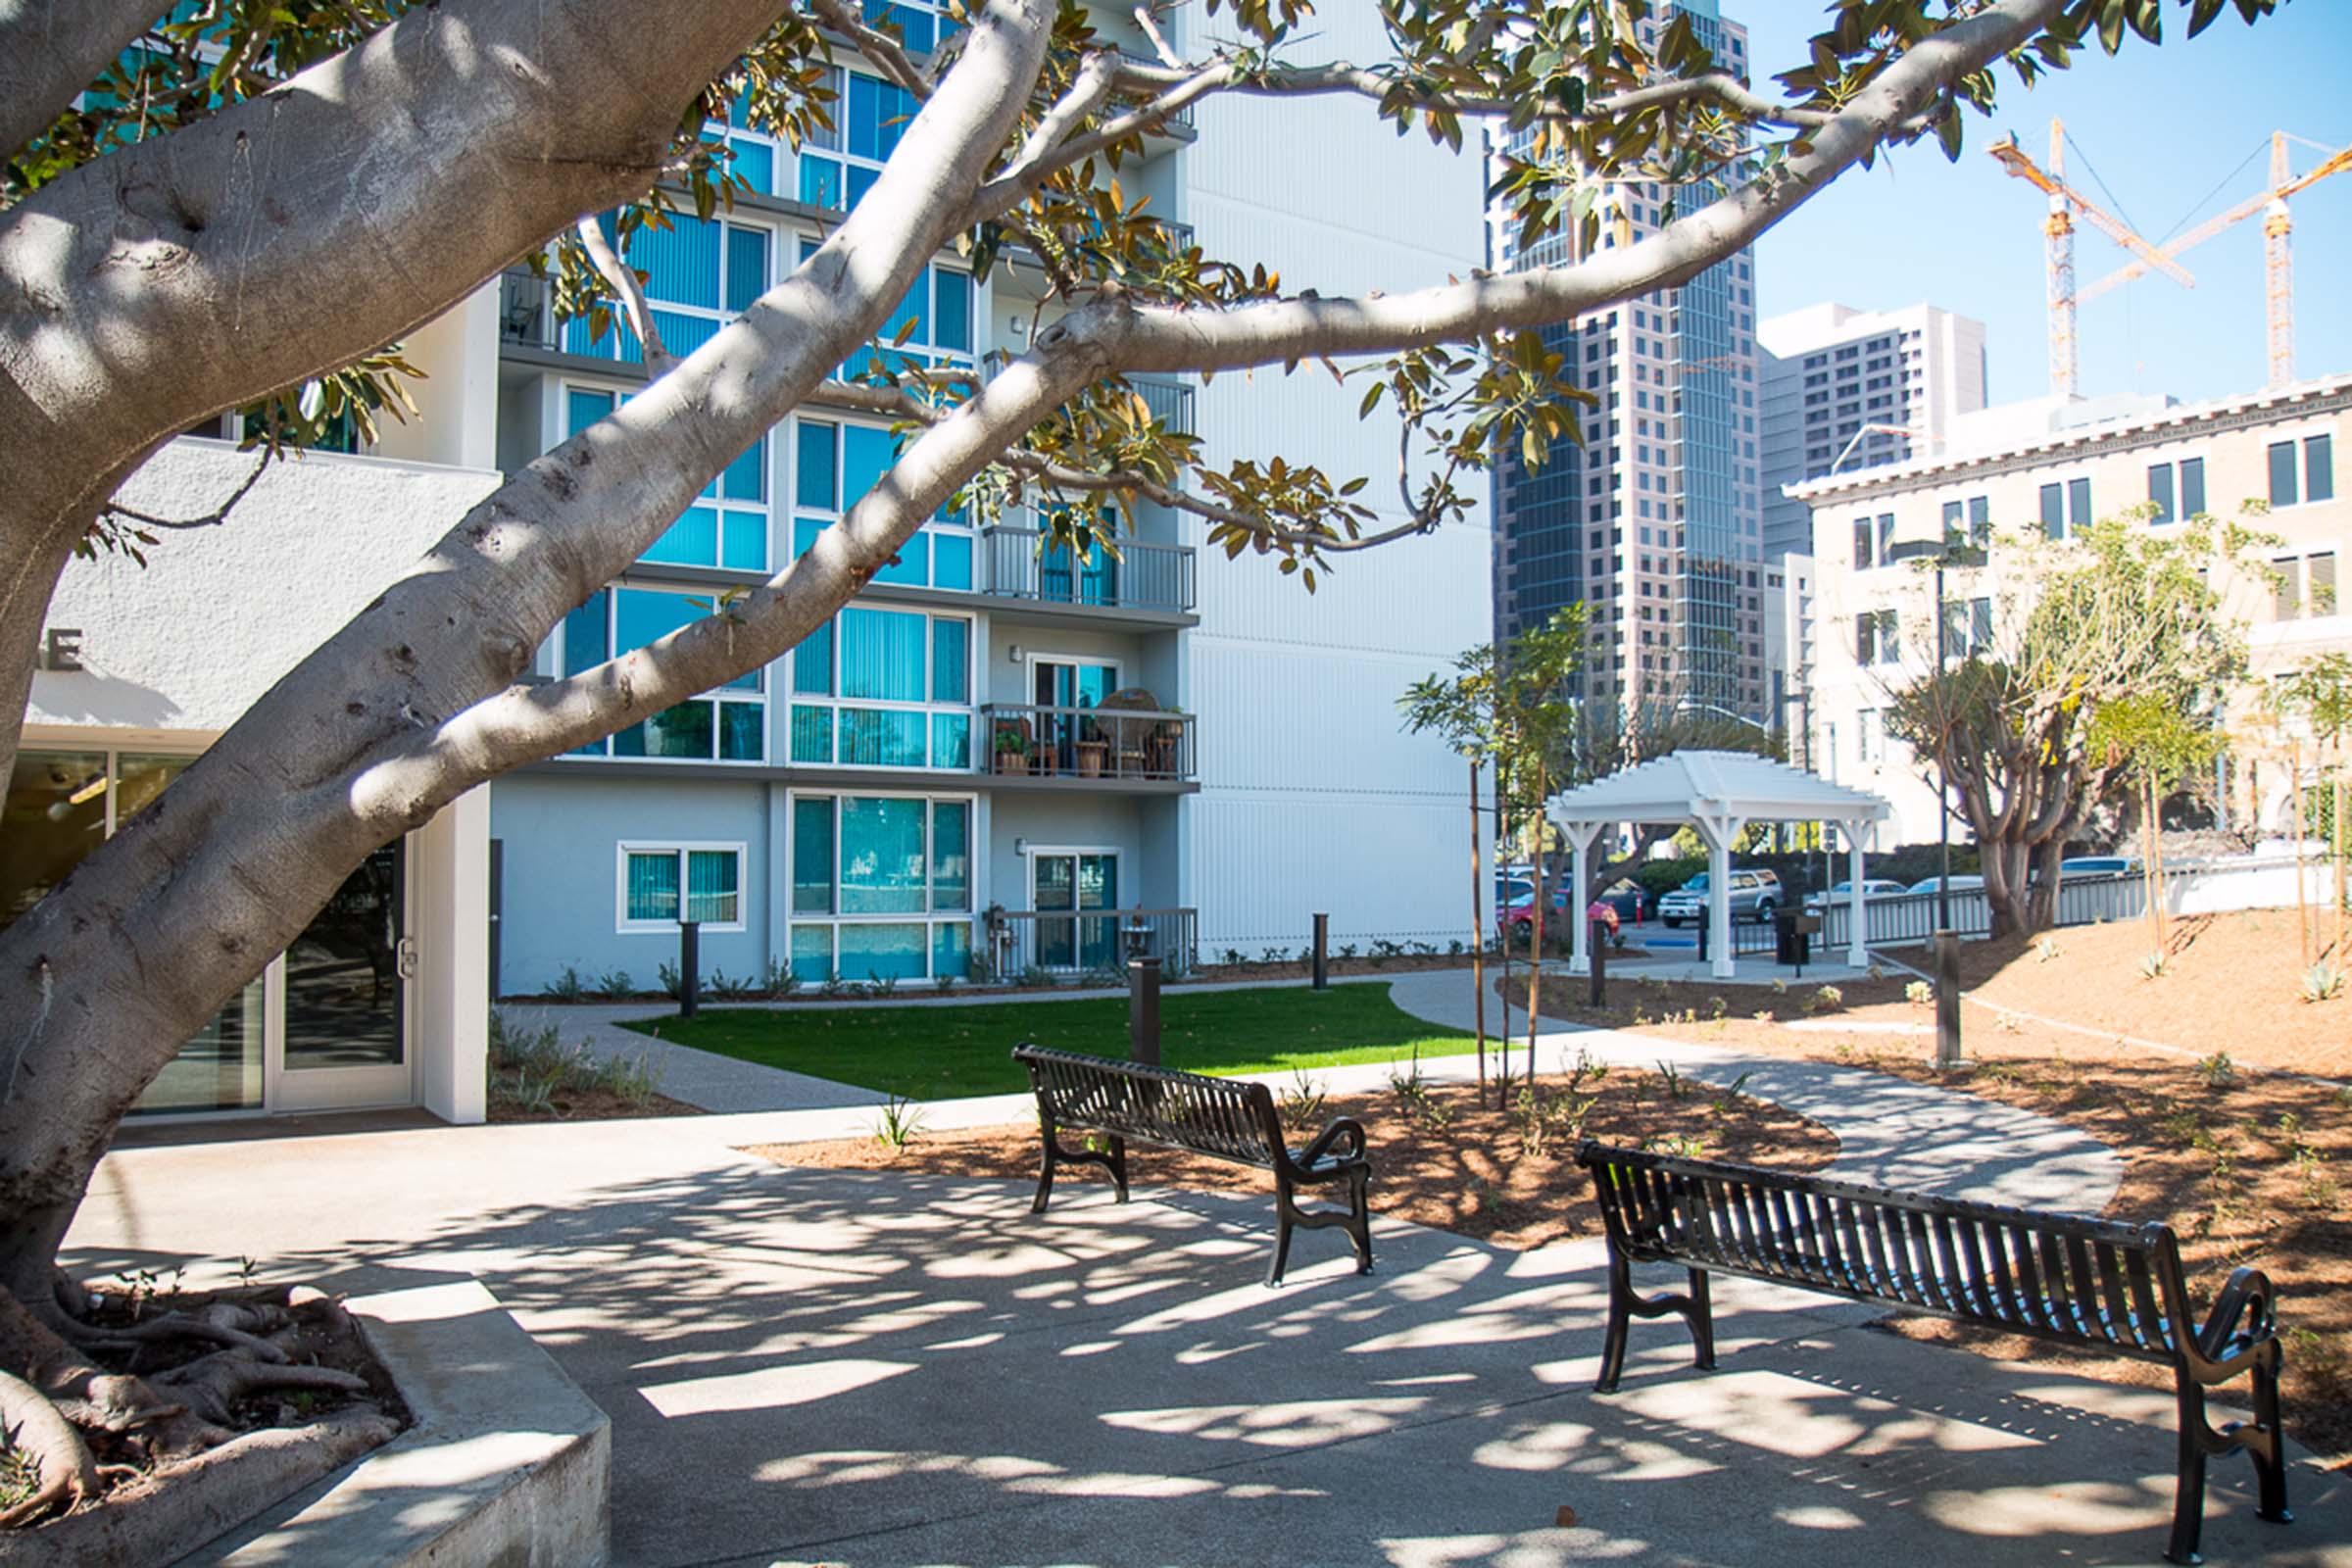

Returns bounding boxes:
[1117,51,1197,130]
[982,703,1195,782]
[980,525,1196,614]
[984,906,1199,978]
[498,269,560,352]
[1131,376,1194,434]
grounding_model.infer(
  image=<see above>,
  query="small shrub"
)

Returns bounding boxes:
[935,970,961,994]
[2137,951,2167,981]
[819,967,847,999]
[1709,1071,1753,1113]
[1018,963,1057,989]
[506,1071,558,1116]
[1770,977,1788,996]
[1079,962,1125,989]
[1387,1052,1427,1103]
[1336,943,1361,962]
[1563,1048,1608,1095]
[1446,939,1465,957]
[1865,964,1886,981]
[545,965,586,1003]
[869,971,900,998]
[761,957,798,998]
[594,969,635,1000]
[2034,937,2062,963]
[1277,1070,1328,1133]
[1641,1132,1708,1159]
[873,1094,926,1149]
[657,959,682,1000]
[1706,995,1728,1021]
[1654,1060,1690,1101]
[1221,948,1247,967]
[1511,1086,1596,1157]
[2197,1052,2237,1089]
[1904,979,1934,1007]
[707,967,754,1001]
[1808,985,1844,1014]
[1751,1009,1774,1023]
[2300,962,2343,1003]
[1261,946,1291,965]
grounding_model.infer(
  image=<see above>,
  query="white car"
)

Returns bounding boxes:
[1803,878,1910,911]
[1905,874,1985,896]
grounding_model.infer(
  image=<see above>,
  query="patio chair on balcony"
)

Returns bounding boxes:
[1098,688,1163,777]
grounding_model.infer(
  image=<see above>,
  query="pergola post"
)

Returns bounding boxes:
[1844,817,1870,968]
[1566,819,1603,975]
[1694,808,1743,980]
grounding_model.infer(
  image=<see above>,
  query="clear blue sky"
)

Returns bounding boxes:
[1746,3,2352,407]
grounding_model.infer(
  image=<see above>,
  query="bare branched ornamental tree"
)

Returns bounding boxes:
[0,0,2287,1510]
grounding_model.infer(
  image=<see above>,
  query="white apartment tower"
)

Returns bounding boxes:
[1758,302,1988,562]
[1490,0,1768,720]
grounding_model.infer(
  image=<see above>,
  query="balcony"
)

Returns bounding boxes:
[1130,376,1194,434]
[1116,52,1197,133]
[985,906,1198,977]
[980,525,1196,614]
[982,703,1196,786]
[498,269,561,353]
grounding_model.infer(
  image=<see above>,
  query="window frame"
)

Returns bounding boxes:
[561,374,772,572]
[789,412,975,591]
[559,582,769,764]
[614,841,749,934]
[786,604,975,771]
[784,790,978,983]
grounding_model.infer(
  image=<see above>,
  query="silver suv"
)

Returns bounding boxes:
[1658,868,1783,927]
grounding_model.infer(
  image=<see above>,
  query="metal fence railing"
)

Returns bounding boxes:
[979,524,1196,613]
[1818,858,2342,951]
[984,906,1198,979]
[982,703,1195,782]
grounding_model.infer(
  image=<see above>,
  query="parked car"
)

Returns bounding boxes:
[1657,868,1782,927]
[1802,878,1910,911]
[2059,856,2137,877]
[1904,873,1985,896]
[1499,878,1645,936]
[1592,879,1646,924]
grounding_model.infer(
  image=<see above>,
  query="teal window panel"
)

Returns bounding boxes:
[562,590,610,677]
[641,507,720,565]
[871,533,929,586]
[794,516,829,559]
[790,705,834,762]
[932,531,972,591]
[624,851,680,922]
[839,708,927,767]
[793,619,834,696]
[840,797,927,912]
[848,73,884,159]
[565,388,615,436]
[840,608,926,702]
[635,214,720,310]
[931,920,971,981]
[793,797,835,913]
[612,720,646,757]
[789,923,834,983]
[720,512,767,570]
[796,421,837,509]
[885,273,927,348]
[717,703,763,760]
[685,849,740,923]
[730,139,775,195]
[725,224,770,313]
[843,425,895,509]
[643,700,714,758]
[839,921,927,982]
[615,587,704,654]
[2271,441,2298,507]
[799,155,844,212]
[931,801,969,910]
[2308,434,2334,503]
[845,164,879,211]
[722,434,767,504]
[930,712,968,771]
[934,270,972,353]
[653,310,717,360]
[930,617,968,703]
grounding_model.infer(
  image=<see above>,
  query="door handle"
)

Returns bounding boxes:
[395,937,418,980]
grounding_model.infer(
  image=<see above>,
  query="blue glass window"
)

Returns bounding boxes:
[724,225,769,314]
[793,798,835,913]
[840,609,927,702]
[797,421,837,509]
[839,797,927,913]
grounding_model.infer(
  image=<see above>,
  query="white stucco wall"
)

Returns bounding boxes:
[28,437,501,734]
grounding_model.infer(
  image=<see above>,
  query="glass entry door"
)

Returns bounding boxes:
[1031,659,1117,772]
[1033,851,1119,970]
[270,840,412,1110]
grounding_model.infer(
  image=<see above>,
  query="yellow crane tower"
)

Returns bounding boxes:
[1993,122,2352,393]
[1986,118,2192,399]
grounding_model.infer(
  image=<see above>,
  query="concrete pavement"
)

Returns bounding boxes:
[68,969,2345,1566]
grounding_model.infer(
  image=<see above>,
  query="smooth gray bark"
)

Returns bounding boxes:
[0,0,168,162]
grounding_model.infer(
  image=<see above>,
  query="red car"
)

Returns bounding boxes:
[1499,881,1643,936]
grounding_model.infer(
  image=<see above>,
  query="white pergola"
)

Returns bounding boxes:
[1549,750,1893,979]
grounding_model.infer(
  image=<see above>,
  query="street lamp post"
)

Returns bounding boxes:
[1886,534,1984,1071]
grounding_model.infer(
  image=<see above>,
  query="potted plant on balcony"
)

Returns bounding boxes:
[992,720,1033,775]
[1073,715,1108,778]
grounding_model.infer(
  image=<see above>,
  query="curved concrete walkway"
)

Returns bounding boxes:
[1384,969,2125,1214]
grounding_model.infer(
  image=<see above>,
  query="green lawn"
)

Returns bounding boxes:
[618,981,1478,1100]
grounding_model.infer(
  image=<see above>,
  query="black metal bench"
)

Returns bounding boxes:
[1577,1141,2290,1565]
[1011,1044,1373,1286]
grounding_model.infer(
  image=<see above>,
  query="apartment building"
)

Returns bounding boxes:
[5,4,1493,1118]
[1490,0,1768,720]
[1761,553,1817,764]
[1757,302,1987,563]
[1793,372,2350,847]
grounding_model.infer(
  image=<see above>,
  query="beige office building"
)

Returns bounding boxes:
[1789,373,2349,848]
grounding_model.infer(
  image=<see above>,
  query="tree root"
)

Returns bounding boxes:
[0,1367,96,1528]
[151,1354,367,1430]
[0,1407,398,1565]
[0,1288,224,1463]
[62,1303,293,1365]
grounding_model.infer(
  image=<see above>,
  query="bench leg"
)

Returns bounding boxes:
[1267,1199,1296,1289]
[1108,1136,1130,1204]
[1595,1249,1634,1394]
[2251,1343,2292,1526]
[2170,1371,2216,1566]
[1030,1130,1057,1215]
[1348,1165,1373,1276]
[1688,1267,1716,1372]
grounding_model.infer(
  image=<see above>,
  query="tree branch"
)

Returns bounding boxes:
[808,0,932,97]
[0,0,172,165]
[573,215,676,377]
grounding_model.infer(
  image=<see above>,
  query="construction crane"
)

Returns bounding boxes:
[2077,131,2352,388]
[1987,119,2194,399]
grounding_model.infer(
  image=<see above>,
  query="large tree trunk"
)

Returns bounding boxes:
[0,0,1060,1300]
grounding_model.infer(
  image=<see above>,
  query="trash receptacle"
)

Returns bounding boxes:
[1775,908,1821,967]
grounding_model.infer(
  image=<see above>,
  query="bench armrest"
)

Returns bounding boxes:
[2194,1265,2279,1368]
[1298,1115,1368,1170]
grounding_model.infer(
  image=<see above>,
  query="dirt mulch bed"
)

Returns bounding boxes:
[1526,943,2352,1466]
[751,1065,1838,1252]
[488,1086,702,1123]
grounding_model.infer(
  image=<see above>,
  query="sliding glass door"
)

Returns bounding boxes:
[1032,850,1119,971]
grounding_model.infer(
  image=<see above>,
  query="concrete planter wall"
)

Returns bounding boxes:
[180,1279,610,1567]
